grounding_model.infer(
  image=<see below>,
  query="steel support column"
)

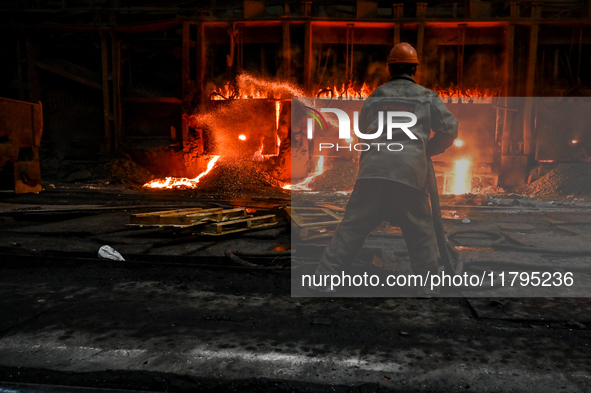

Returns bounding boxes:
[525,24,539,98]
[100,30,112,155]
[523,24,538,156]
[181,22,191,143]
[282,20,291,80]
[197,23,207,105]
[109,31,121,152]
[415,23,425,83]
[303,20,312,91]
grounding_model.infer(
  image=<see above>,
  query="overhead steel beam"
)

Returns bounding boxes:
[282,20,291,80]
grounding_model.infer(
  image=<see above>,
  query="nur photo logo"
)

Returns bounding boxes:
[302,101,419,152]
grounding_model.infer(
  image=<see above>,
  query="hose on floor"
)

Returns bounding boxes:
[224,250,288,269]
[447,229,591,276]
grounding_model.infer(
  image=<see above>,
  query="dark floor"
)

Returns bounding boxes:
[0,187,590,392]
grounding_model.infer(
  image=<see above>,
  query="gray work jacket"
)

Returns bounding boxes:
[356,75,458,194]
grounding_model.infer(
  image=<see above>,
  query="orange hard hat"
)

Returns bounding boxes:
[387,42,419,64]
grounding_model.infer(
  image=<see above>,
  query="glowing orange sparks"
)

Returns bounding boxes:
[143,156,221,189]
[210,74,304,100]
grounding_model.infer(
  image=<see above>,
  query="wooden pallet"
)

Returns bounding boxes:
[130,207,246,227]
[130,207,277,236]
[285,207,342,241]
[198,214,277,236]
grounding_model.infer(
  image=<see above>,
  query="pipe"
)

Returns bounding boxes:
[447,228,591,256]
[232,250,292,257]
[224,250,286,269]
[427,158,461,274]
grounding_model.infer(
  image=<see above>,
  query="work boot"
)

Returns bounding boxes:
[308,281,337,293]
[413,265,441,298]
[308,263,338,293]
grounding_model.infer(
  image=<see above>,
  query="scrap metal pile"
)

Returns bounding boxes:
[197,159,284,194]
[307,158,358,192]
[521,163,591,196]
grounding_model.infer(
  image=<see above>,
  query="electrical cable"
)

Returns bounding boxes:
[224,250,286,269]
[446,229,591,275]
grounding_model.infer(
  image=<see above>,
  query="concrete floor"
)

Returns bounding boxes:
[0,187,590,392]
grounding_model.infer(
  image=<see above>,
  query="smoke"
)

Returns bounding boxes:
[462,47,503,93]
[421,36,503,95]
[312,46,388,94]
[365,60,389,87]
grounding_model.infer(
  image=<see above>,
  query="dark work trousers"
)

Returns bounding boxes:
[317,178,438,276]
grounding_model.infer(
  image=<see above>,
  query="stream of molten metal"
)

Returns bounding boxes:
[288,156,325,191]
[452,159,471,195]
[143,156,221,189]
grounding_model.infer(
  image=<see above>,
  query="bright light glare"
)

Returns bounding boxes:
[238,134,246,141]
[571,140,578,144]
[454,139,464,147]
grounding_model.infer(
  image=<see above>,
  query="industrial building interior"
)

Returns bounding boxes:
[1,1,591,392]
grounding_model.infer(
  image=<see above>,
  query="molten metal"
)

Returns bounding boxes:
[452,159,471,195]
[291,156,325,191]
[200,74,492,196]
[252,144,264,161]
[143,156,221,189]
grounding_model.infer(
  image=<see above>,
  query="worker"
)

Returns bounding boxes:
[311,42,458,293]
